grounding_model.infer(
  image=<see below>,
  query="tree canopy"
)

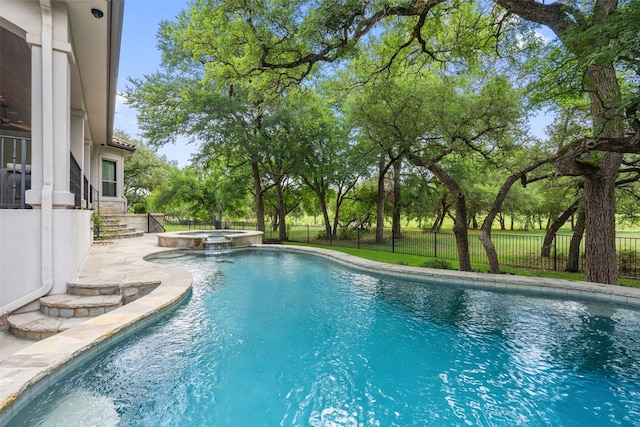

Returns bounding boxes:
[124,0,640,284]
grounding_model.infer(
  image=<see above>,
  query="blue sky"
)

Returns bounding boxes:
[114,0,552,167]
[114,0,192,166]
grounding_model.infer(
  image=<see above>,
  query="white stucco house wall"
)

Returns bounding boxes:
[0,0,127,314]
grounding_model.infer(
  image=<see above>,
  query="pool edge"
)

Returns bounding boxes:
[262,244,640,308]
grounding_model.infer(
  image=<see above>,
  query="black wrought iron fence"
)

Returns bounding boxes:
[162,220,640,279]
[289,225,639,280]
[165,219,258,231]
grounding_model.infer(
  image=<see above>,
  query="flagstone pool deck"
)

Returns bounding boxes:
[2,233,640,423]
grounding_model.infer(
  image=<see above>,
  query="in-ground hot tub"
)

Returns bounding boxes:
[157,230,263,250]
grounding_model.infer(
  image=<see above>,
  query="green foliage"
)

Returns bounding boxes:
[618,249,640,277]
[90,211,115,240]
[122,0,639,284]
[420,259,454,270]
[132,203,148,214]
[117,130,175,212]
[90,211,102,234]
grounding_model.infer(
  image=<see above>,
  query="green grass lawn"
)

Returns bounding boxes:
[287,242,640,289]
[161,221,640,288]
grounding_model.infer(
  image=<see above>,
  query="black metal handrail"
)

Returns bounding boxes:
[147,213,166,233]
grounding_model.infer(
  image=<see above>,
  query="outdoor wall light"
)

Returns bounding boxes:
[91,8,104,19]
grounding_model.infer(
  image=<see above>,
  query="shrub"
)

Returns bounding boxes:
[618,250,640,276]
[420,259,454,270]
[337,228,358,240]
[133,203,148,214]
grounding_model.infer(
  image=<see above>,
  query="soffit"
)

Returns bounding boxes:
[65,0,123,145]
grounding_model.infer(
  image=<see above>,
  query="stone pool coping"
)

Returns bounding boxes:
[2,238,640,423]
[157,229,263,250]
[272,245,640,307]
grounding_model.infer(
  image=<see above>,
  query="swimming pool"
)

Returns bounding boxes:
[7,249,640,426]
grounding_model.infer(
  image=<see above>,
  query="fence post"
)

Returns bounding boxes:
[307,225,310,243]
[553,235,557,271]
[434,232,438,258]
[392,229,395,253]
[357,228,360,249]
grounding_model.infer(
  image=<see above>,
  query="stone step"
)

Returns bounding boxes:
[119,280,161,304]
[39,294,123,318]
[67,279,121,296]
[114,230,144,239]
[95,229,143,240]
[100,223,129,230]
[7,312,87,340]
[67,279,161,303]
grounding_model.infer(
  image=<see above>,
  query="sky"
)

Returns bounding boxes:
[114,0,193,166]
[114,0,553,168]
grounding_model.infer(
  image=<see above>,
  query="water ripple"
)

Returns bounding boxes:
[8,251,640,426]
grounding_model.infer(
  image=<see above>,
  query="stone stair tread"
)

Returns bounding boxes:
[40,294,122,308]
[117,231,144,238]
[121,279,161,287]
[96,231,143,239]
[67,281,121,296]
[7,311,86,334]
[68,278,122,286]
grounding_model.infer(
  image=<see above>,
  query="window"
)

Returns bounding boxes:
[102,159,117,197]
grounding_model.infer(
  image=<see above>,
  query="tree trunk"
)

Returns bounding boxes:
[275,179,288,241]
[332,178,359,237]
[448,185,471,272]
[376,152,386,244]
[493,0,624,284]
[566,209,586,272]
[583,159,620,283]
[479,157,550,274]
[541,197,581,258]
[320,195,332,238]
[252,162,266,240]
[302,175,333,238]
[410,153,470,270]
[315,182,332,238]
[392,159,402,239]
[422,161,471,271]
[582,62,624,284]
[216,201,223,228]
[431,202,443,232]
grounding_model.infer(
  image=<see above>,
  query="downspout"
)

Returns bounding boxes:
[39,0,55,302]
[0,1,54,314]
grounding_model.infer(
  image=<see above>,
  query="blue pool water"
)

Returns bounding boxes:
[9,250,640,426]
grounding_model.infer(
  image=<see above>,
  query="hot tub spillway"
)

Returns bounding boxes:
[205,237,236,256]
